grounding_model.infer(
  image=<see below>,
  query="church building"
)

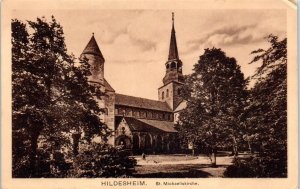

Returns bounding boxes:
[80,13,186,154]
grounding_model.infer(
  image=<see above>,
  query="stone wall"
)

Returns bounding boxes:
[158,81,183,111]
[104,91,115,146]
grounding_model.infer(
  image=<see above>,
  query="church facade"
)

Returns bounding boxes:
[80,13,186,154]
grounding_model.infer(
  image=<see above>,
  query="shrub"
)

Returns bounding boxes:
[70,143,137,178]
[224,153,287,178]
[223,158,256,178]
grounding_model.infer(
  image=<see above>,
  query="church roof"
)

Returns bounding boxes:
[138,118,177,133]
[115,116,177,133]
[116,116,164,133]
[115,93,172,112]
[82,34,105,60]
[168,13,179,60]
[174,100,187,112]
[104,78,115,92]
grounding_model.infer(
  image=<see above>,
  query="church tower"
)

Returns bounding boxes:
[81,34,115,146]
[81,33,105,86]
[158,13,184,110]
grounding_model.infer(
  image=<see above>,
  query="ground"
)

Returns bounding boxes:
[132,153,235,178]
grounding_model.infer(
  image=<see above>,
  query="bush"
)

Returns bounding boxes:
[223,158,256,177]
[70,142,137,178]
[224,153,287,178]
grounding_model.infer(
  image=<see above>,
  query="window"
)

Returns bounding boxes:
[125,109,131,116]
[148,112,152,119]
[141,111,146,118]
[162,91,165,100]
[169,114,173,121]
[171,62,176,69]
[121,127,126,135]
[152,112,156,119]
[137,111,140,118]
[166,89,169,97]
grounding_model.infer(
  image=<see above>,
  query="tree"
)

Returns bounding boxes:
[224,35,287,177]
[12,17,111,177]
[247,35,286,177]
[176,48,247,166]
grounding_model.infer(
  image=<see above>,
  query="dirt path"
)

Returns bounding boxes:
[132,154,234,178]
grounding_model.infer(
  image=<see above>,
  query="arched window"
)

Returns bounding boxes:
[162,91,165,100]
[145,134,152,149]
[171,62,176,69]
[166,89,169,97]
[132,134,140,152]
[177,88,181,95]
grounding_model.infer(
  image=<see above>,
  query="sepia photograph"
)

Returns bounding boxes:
[1,0,298,188]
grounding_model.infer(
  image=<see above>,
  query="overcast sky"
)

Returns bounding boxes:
[13,10,286,100]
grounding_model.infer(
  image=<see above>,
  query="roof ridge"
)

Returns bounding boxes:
[115,93,172,112]
[116,93,162,103]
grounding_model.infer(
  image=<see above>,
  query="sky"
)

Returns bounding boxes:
[13,9,286,100]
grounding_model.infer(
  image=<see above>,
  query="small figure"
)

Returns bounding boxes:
[142,153,146,160]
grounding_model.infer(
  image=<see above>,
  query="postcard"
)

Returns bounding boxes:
[1,0,298,188]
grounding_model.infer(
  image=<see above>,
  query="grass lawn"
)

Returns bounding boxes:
[132,153,234,178]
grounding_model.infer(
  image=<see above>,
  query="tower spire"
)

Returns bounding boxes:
[168,12,179,60]
[82,34,105,62]
[159,12,184,109]
[172,12,174,28]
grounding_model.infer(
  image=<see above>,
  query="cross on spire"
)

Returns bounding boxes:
[172,12,174,26]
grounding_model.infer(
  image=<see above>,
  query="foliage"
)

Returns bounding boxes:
[11,17,117,178]
[225,34,287,177]
[176,48,247,160]
[71,143,137,178]
[223,158,256,178]
[224,154,287,178]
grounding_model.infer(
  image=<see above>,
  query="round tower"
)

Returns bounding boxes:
[81,33,105,85]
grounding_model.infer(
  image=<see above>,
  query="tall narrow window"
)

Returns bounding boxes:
[162,91,165,100]
[166,89,169,97]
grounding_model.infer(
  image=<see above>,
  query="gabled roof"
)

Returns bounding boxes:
[115,93,172,112]
[116,116,162,133]
[115,116,177,133]
[82,35,105,61]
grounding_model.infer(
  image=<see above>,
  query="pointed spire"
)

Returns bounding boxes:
[168,12,179,60]
[172,12,174,28]
[82,33,105,61]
